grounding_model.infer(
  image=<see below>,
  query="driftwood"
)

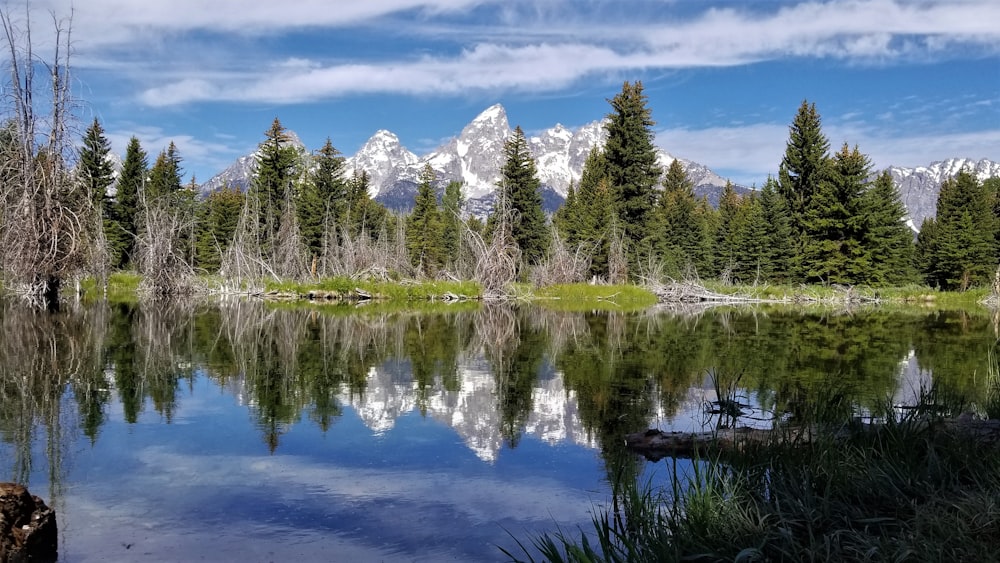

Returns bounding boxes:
[627,417,1000,462]
[648,282,771,305]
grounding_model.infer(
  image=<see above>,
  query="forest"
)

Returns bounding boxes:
[2,12,998,308]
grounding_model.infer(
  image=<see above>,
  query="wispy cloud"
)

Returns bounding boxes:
[22,0,998,107]
[104,126,247,180]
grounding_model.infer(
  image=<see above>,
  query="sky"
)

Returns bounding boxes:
[8,0,1000,187]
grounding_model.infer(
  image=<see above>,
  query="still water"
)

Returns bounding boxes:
[1,299,996,561]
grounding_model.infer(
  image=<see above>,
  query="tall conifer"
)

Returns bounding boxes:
[604,81,661,261]
[112,136,148,268]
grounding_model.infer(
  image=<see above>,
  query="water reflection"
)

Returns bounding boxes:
[0,299,997,559]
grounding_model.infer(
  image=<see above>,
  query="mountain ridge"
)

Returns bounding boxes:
[200,105,998,224]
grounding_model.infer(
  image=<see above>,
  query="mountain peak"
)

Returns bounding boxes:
[472,103,506,124]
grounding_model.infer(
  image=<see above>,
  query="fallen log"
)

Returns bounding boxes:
[627,417,1000,462]
[0,483,57,562]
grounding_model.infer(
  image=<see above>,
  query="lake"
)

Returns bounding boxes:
[1,299,996,561]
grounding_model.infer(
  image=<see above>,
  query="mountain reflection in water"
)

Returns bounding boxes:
[0,299,995,560]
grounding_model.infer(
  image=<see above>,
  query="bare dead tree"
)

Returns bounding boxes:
[134,190,199,296]
[272,191,309,280]
[530,229,591,287]
[0,8,91,308]
[463,195,520,299]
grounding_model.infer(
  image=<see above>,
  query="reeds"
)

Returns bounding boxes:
[510,393,1000,562]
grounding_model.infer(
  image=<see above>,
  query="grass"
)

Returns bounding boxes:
[263,277,482,301]
[529,284,659,312]
[77,271,142,302]
[509,396,1000,562]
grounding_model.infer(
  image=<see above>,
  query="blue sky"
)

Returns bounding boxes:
[21,0,1000,187]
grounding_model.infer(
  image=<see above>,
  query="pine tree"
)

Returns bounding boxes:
[604,81,662,261]
[713,181,742,277]
[406,164,444,273]
[250,118,300,248]
[922,170,994,290]
[195,186,244,272]
[859,171,916,285]
[440,180,464,265]
[552,181,579,242]
[147,142,183,201]
[78,118,114,211]
[778,101,831,280]
[111,136,148,269]
[299,138,347,257]
[654,159,705,278]
[495,125,550,264]
[798,143,868,284]
[732,193,771,283]
[759,177,794,282]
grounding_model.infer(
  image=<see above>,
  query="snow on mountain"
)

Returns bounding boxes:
[887,158,1000,229]
[199,106,1000,226]
[342,129,420,197]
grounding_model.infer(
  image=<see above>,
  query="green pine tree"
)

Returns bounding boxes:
[495,125,550,264]
[604,81,662,263]
[299,138,347,257]
[552,181,579,242]
[250,118,301,249]
[440,180,464,265]
[778,100,831,280]
[798,143,868,284]
[147,142,183,201]
[111,136,148,269]
[922,170,994,290]
[195,186,244,272]
[654,159,705,278]
[859,171,916,285]
[732,193,771,283]
[78,118,114,211]
[759,177,794,282]
[713,181,742,277]
[406,165,444,274]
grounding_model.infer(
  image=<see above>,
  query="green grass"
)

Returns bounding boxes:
[530,284,658,312]
[264,277,481,301]
[77,272,142,302]
[510,398,1000,563]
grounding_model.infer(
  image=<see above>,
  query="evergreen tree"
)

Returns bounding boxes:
[406,164,444,273]
[798,143,868,284]
[778,100,831,279]
[779,101,831,223]
[111,136,148,268]
[495,126,550,264]
[250,118,300,248]
[921,170,994,290]
[440,180,464,265]
[78,118,114,211]
[860,171,916,285]
[147,142,183,201]
[713,181,742,277]
[654,159,705,278]
[604,81,661,261]
[732,193,771,283]
[552,181,579,242]
[299,138,347,257]
[195,186,244,272]
[757,177,794,282]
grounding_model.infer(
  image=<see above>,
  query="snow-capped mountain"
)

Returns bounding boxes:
[888,158,1000,230]
[199,105,996,224]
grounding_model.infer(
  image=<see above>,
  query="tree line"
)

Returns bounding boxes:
[2,7,997,306]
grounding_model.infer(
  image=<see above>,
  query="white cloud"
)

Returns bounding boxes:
[105,126,247,180]
[8,0,993,107]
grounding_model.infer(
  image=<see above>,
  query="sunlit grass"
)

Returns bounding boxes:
[530,283,659,312]
[77,271,142,302]
[264,277,481,301]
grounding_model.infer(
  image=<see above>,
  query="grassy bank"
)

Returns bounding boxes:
[510,404,1000,562]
